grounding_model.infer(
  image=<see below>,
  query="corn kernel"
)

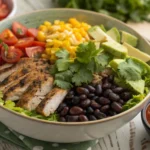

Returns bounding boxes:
[81,22,91,31]
[45,48,51,55]
[42,54,49,59]
[69,18,80,27]
[53,40,62,48]
[74,32,82,41]
[44,21,51,27]
[54,20,60,25]
[80,28,87,37]
[38,25,48,32]
[62,40,70,49]
[37,31,46,42]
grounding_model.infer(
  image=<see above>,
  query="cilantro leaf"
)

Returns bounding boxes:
[54,80,73,89]
[55,49,69,59]
[76,42,102,63]
[118,61,141,81]
[69,61,80,72]
[50,65,58,75]
[56,59,71,71]
[72,67,93,86]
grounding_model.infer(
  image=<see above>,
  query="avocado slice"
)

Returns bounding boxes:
[126,80,145,94]
[107,27,120,42]
[109,59,125,70]
[114,77,145,94]
[99,24,107,32]
[88,26,112,42]
[101,41,128,58]
[123,42,150,62]
[121,31,138,47]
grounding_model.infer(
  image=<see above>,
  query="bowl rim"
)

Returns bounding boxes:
[0,8,150,126]
[6,0,17,18]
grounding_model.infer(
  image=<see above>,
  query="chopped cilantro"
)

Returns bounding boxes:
[17,28,23,35]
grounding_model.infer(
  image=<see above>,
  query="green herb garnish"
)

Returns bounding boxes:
[17,28,23,35]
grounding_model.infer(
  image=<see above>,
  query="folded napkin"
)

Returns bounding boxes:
[0,122,98,150]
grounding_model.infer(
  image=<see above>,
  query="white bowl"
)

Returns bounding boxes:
[0,9,150,143]
[3,0,17,19]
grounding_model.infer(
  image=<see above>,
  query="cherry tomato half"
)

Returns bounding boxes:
[32,41,46,47]
[0,29,18,45]
[1,46,22,63]
[25,46,44,58]
[27,28,38,39]
[12,22,27,38]
[0,4,9,19]
[15,37,34,49]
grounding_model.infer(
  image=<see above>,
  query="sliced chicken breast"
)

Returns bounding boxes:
[0,57,49,82]
[0,63,13,71]
[36,88,68,117]
[3,71,40,101]
[17,75,54,111]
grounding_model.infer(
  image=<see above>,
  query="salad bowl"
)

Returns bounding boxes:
[0,9,150,143]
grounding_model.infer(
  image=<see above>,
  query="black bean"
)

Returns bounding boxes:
[103,89,112,97]
[72,96,80,105]
[79,115,89,122]
[60,107,69,116]
[68,90,75,95]
[94,110,106,119]
[87,85,95,93]
[109,92,120,101]
[91,100,101,109]
[108,110,117,116]
[120,92,132,101]
[111,85,117,89]
[112,87,124,94]
[80,99,91,108]
[102,82,112,89]
[97,97,110,105]
[100,105,110,113]
[59,117,66,122]
[88,93,95,98]
[118,99,125,105]
[76,87,89,95]
[67,115,79,122]
[57,103,66,112]
[92,96,99,100]
[95,84,102,95]
[70,106,83,115]
[89,115,97,121]
[108,75,114,82]
[65,94,74,99]
[79,94,87,100]
[86,107,94,114]
[111,102,123,113]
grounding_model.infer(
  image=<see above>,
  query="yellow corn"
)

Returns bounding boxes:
[37,31,46,42]
[41,53,49,59]
[69,18,80,27]
[45,48,51,55]
[53,40,62,48]
[44,21,51,27]
[74,32,82,41]
[38,25,48,32]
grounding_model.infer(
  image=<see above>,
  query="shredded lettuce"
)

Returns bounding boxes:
[1,100,59,122]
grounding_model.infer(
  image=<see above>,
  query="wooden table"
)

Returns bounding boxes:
[0,0,150,150]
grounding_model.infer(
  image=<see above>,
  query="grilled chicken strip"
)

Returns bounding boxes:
[3,71,40,101]
[0,63,50,92]
[0,57,49,82]
[36,88,68,117]
[0,63,13,71]
[17,75,54,111]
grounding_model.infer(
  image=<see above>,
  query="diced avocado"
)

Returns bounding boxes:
[88,26,112,42]
[101,41,128,58]
[109,59,125,70]
[123,42,150,62]
[106,27,120,42]
[121,31,138,47]
[94,41,100,49]
[114,77,145,94]
[126,80,145,94]
[99,24,107,32]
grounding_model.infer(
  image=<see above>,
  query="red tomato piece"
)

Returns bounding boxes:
[0,4,9,19]
[25,46,44,58]
[9,46,24,57]
[27,28,38,38]
[1,46,22,63]
[32,41,46,47]
[0,29,18,45]
[12,22,27,38]
[15,37,34,49]
[0,0,2,7]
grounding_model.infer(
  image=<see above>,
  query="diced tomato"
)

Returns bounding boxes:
[1,46,22,63]
[15,37,34,49]
[32,41,46,47]
[12,22,27,38]
[25,46,44,58]
[0,0,2,7]
[27,28,38,38]
[9,46,24,57]
[0,4,9,19]
[0,29,18,45]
